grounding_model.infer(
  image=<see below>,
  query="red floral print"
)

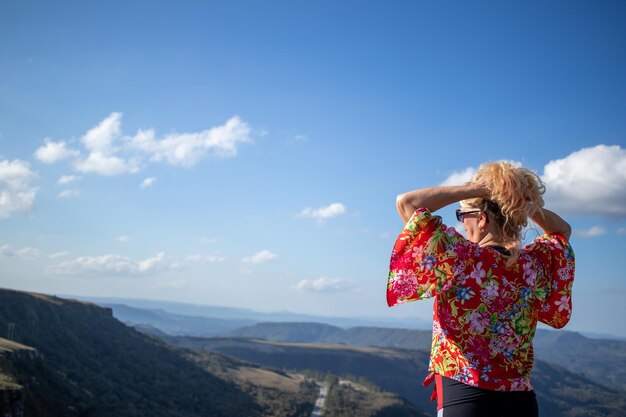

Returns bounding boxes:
[387,208,575,391]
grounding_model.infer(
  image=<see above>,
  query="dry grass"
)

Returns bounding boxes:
[253,339,407,359]
[234,367,302,393]
[0,337,36,354]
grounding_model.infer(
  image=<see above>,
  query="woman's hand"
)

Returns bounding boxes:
[396,183,489,224]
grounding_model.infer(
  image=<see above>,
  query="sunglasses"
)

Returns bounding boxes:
[455,208,482,222]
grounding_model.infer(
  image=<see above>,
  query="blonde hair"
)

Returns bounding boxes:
[462,161,546,258]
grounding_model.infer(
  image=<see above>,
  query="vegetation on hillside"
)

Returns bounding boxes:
[324,379,427,417]
[0,289,314,417]
[166,336,626,417]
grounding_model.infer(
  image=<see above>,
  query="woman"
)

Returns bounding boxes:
[387,161,574,417]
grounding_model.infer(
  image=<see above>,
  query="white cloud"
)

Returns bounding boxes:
[48,251,176,276]
[72,113,140,175]
[0,244,40,260]
[57,175,80,185]
[74,152,140,176]
[49,251,70,259]
[57,189,80,198]
[0,159,38,219]
[15,247,40,259]
[82,112,122,153]
[573,225,607,238]
[437,147,626,218]
[440,167,477,186]
[117,235,130,242]
[241,250,278,264]
[140,177,156,189]
[541,145,626,218]
[185,253,226,262]
[299,203,346,220]
[618,227,626,235]
[34,139,79,164]
[130,116,252,167]
[35,113,253,176]
[0,244,12,256]
[295,277,357,293]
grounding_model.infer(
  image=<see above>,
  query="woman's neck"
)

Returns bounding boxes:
[478,233,505,248]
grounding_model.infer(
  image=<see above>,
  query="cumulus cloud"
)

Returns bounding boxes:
[295,277,357,293]
[82,111,122,152]
[117,235,129,242]
[72,112,139,175]
[48,251,176,276]
[57,189,80,198]
[241,250,278,264]
[541,145,626,218]
[35,113,252,176]
[140,177,156,189]
[75,152,139,176]
[440,167,477,186]
[573,226,607,238]
[57,175,80,185]
[34,139,80,164]
[299,203,346,220]
[0,159,38,219]
[48,251,70,259]
[0,244,40,260]
[130,116,252,167]
[438,147,626,218]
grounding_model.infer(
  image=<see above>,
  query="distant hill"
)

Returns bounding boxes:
[223,322,345,342]
[225,322,626,392]
[532,328,626,392]
[0,288,428,417]
[0,289,316,417]
[72,295,430,329]
[165,337,626,417]
[104,303,256,336]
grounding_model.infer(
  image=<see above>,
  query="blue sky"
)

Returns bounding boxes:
[1,1,625,336]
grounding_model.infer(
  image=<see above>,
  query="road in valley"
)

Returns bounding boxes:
[310,382,328,417]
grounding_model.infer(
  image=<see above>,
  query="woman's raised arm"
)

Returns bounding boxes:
[531,208,572,241]
[396,184,488,224]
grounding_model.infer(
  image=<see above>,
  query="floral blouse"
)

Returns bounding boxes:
[387,208,575,391]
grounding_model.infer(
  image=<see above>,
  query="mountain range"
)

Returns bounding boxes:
[3,289,625,417]
[222,321,626,393]
[93,299,626,394]
[70,295,431,330]
[163,336,626,417]
[0,288,430,417]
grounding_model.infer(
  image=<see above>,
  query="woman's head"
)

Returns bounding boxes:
[461,161,545,251]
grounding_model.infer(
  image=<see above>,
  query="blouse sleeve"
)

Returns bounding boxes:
[526,234,575,329]
[387,208,474,307]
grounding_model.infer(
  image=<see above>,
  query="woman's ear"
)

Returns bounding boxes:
[479,212,489,229]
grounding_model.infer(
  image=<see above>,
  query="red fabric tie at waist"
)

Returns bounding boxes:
[423,372,444,410]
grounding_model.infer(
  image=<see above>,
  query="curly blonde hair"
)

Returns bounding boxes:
[462,161,546,255]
